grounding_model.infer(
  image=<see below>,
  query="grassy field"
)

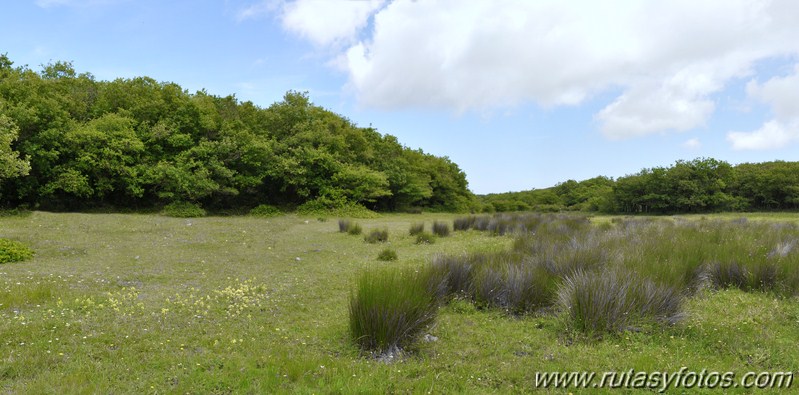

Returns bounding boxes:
[1,211,798,393]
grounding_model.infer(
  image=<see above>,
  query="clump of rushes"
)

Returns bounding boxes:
[347,222,363,236]
[432,221,450,237]
[557,268,683,336]
[453,216,476,231]
[409,222,425,236]
[377,248,398,261]
[0,239,34,264]
[338,219,351,233]
[365,229,389,243]
[349,267,438,354]
[415,232,436,245]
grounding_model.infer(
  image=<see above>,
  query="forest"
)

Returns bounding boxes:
[0,55,472,213]
[481,158,799,214]
[2,54,797,216]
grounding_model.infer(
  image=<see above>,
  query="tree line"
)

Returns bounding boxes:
[0,55,473,212]
[481,158,799,214]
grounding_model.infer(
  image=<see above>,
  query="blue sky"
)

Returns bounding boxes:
[2,0,799,194]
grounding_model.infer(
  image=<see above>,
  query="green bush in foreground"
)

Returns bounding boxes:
[0,239,34,263]
[364,229,389,244]
[349,267,438,353]
[161,202,206,218]
[377,248,398,261]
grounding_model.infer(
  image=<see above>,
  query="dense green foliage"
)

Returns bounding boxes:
[0,55,472,212]
[481,158,799,214]
[0,238,34,263]
[161,201,206,218]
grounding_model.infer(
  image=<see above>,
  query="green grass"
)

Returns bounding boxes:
[0,211,798,393]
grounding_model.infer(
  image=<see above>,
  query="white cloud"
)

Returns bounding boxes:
[236,1,282,21]
[728,120,799,150]
[682,138,702,150]
[727,64,799,150]
[274,0,799,138]
[281,0,386,47]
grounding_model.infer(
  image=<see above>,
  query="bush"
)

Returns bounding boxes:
[347,223,363,236]
[377,248,398,261]
[453,216,476,231]
[409,222,425,236]
[349,267,438,353]
[429,254,475,299]
[415,232,435,245]
[504,263,558,314]
[0,239,34,264]
[471,265,507,308]
[161,202,206,218]
[338,219,351,233]
[297,197,378,219]
[365,229,389,243]
[557,269,683,336]
[249,204,281,217]
[432,221,450,237]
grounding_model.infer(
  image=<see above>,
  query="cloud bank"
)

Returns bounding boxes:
[269,0,799,147]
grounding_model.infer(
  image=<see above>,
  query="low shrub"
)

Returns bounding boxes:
[348,223,363,235]
[162,201,206,218]
[365,229,389,243]
[471,265,506,308]
[432,221,450,237]
[557,269,683,336]
[453,216,476,231]
[249,204,281,217]
[415,232,435,245]
[297,197,378,219]
[705,261,748,290]
[409,222,425,236]
[504,263,558,314]
[429,254,474,299]
[349,267,438,353]
[0,239,34,264]
[377,248,398,261]
[338,219,351,233]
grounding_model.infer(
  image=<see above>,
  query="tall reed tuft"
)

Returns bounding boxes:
[364,228,389,243]
[432,221,450,237]
[349,267,438,353]
[557,269,683,335]
[409,222,425,236]
[338,219,351,233]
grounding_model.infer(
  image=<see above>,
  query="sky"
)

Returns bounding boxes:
[2,0,799,194]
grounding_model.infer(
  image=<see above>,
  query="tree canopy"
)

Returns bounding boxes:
[480,158,799,214]
[0,55,473,212]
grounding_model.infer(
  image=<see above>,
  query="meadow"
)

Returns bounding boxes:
[1,211,798,393]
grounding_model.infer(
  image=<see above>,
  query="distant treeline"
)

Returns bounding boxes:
[0,55,472,212]
[480,158,799,214]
